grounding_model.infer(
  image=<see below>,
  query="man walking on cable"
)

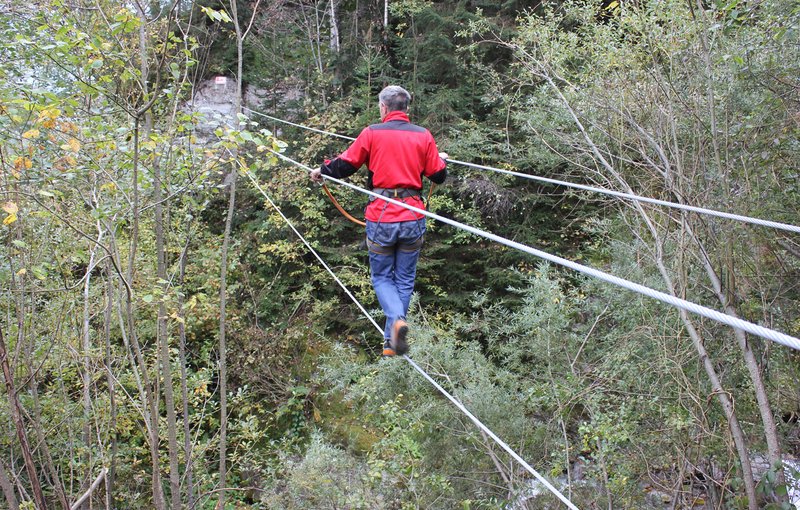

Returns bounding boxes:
[310,85,448,357]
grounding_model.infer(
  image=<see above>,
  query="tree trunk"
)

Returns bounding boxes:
[329,0,340,53]
[0,458,19,510]
[215,0,254,504]
[0,327,47,510]
[382,0,389,50]
[70,468,107,510]
[154,127,181,510]
[178,230,194,510]
[80,229,102,508]
[129,118,165,510]
[683,212,783,489]
[656,256,759,510]
[104,261,117,509]
[7,227,69,509]
[216,171,235,509]
[133,1,165,503]
[28,372,70,509]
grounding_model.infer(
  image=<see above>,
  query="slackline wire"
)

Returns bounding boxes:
[243,106,800,235]
[244,107,356,141]
[265,148,800,353]
[241,164,580,510]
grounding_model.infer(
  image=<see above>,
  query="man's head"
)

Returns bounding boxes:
[379,85,411,120]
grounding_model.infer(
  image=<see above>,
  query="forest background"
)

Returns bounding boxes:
[0,0,799,509]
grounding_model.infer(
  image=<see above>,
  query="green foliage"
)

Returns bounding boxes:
[3,0,799,508]
[229,0,800,505]
[261,433,383,509]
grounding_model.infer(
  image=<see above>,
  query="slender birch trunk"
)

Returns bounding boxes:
[133,1,166,505]
[217,1,260,504]
[154,118,181,510]
[217,0,242,503]
[79,226,101,509]
[0,327,47,510]
[329,0,340,53]
[178,230,195,509]
[104,260,117,508]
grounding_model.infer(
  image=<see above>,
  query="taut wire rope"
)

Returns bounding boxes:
[240,163,580,510]
[244,107,356,141]
[265,148,800,353]
[243,106,800,235]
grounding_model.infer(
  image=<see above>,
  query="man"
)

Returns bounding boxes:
[310,85,448,357]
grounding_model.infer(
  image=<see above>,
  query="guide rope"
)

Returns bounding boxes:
[244,107,356,141]
[266,148,800,353]
[243,106,800,235]
[322,183,366,226]
[241,165,580,510]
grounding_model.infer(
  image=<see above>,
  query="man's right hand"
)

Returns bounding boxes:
[309,168,324,183]
[439,152,449,161]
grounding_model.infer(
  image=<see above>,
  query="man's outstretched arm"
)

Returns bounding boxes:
[310,128,371,183]
[310,157,360,183]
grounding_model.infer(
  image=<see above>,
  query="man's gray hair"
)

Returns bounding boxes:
[379,85,411,112]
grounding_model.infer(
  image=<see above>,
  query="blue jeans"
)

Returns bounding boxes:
[365,219,426,339]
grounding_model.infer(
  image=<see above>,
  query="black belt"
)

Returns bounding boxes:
[369,187,421,202]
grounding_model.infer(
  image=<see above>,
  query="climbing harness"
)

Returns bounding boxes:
[322,182,437,227]
[366,233,424,255]
[368,187,421,201]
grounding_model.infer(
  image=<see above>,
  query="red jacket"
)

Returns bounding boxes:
[321,111,447,222]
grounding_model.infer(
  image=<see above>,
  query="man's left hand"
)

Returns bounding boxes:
[439,152,449,161]
[309,168,323,183]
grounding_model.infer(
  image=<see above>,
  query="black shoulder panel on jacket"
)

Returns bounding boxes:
[368,120,427,133]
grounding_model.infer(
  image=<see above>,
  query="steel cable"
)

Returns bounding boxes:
[244,107,356,141]
[266,149,800,352]
[241,164,580,510]
[243,107,800,235]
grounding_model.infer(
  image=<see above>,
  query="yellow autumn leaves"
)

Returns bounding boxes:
[6,106,83,179]
[13,115,82,176]
[60,137,81,153]
[12,156,32,174]
[2,107,83,226]
[37,107,60,129]
[2,202,18,225]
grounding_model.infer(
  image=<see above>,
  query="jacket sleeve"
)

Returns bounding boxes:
[423,132,447,184]
[321,157,358,179]
[321,128,371,179]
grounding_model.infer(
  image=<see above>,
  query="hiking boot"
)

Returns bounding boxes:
[390,319,409,356]
[382,339,396,358]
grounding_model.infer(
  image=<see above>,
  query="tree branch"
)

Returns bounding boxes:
[70,468,108,510]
